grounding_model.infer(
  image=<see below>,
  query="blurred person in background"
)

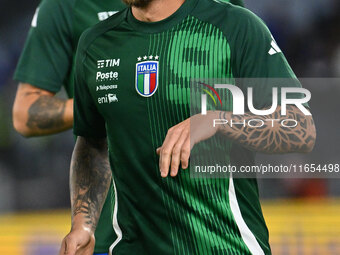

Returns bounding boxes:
[11,0,245,254]
[11,0,126,254]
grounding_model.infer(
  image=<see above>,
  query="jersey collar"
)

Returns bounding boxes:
[126,0,199,33]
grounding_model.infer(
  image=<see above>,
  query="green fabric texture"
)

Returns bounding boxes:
[72,0,303,254]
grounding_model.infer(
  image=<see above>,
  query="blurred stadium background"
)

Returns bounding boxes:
[0,0,339,254]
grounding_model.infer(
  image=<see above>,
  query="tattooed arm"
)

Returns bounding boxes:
[59,137,111,255]
[157,106,316,177]
[217,106,316,153]
[12,83,73,137]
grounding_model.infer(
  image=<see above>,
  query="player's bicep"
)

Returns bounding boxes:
[16,83,55,98]
[13,83,54,130]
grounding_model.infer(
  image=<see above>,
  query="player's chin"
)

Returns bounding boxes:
[122,0,152,8]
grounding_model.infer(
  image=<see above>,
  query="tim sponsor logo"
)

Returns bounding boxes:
[97,59,120,69]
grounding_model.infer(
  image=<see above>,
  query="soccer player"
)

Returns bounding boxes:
[12,0,245,254]
[59,0,316,254]
[11,0,126,255]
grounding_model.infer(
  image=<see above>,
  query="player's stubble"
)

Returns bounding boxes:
[122,0,153,8]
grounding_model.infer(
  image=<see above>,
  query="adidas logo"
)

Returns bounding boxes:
[268,36,282,55]
[31,7,40,28]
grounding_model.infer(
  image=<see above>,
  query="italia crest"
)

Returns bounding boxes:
[136,55,159,97]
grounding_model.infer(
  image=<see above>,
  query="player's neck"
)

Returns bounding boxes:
[131,0,186,22]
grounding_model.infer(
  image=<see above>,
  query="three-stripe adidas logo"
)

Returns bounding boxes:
[268,36,282,55]
[31,7,40,28]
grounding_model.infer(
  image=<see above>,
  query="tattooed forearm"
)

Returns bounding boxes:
[27,95,67,130]
[70,137,111,232]
[218,106,316,153]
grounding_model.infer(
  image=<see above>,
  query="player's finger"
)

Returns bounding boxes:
[156,147,161,155]
[181,137,191,169]
[159,146,172,178]
[64,237,77,255]
[170,129,189,177]
[160,127,183,177]
[58,239,67,255]
[76,246,92,255]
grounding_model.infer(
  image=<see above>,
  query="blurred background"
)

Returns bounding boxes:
[0,0,339,254]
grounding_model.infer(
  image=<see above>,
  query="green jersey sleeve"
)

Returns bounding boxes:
[232,9,295,78]
[73,36,106,138]
[13,0,74,93]
[229,0,244,7]
[228,8,302,108]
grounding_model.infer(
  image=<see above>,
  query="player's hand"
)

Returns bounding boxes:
[157,111,220,178]
[59,227,95,255]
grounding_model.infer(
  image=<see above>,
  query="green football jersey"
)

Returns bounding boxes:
[13,0,244,253]
[13,0,126,253]
[14,0,126,97]
[73,0,302,254]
